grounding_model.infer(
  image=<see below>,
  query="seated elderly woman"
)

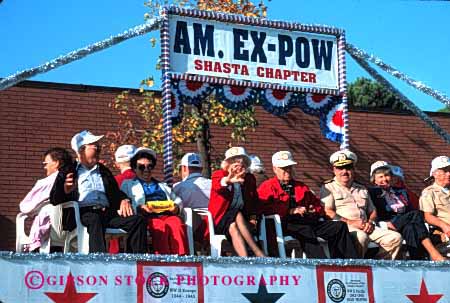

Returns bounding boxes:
[208,147,265,257]
[19,147,73,251]
[368,161,447,261]
[121,147,189,255]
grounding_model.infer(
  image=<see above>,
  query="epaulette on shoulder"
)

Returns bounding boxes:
[323,179,334,184]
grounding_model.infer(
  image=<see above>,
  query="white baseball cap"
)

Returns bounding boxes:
[272,151,297,168]
[224,147,251,167]
[114,144,137,163]
[390,165,404,179]
[370,161,390,177]
[71,130,104,153]
[329,150,357,167]
[180,152,202,168]
[430,156,450,176]
[249,155,265,173]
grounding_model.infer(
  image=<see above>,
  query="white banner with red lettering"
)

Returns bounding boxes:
[169,15,339,91]
[1,254,449,303]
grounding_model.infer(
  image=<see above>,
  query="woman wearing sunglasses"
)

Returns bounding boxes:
[121,147,189,255]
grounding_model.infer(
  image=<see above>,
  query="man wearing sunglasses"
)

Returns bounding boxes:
[50,130,147,253]
[320,150,402,259]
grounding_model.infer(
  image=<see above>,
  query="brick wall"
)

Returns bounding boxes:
[1,81,449,250]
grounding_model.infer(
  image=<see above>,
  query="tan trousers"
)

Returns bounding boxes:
[348,225,402,260]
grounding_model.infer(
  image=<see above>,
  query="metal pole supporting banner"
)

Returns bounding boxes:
[338,32,350,150]
[160,7,174,185]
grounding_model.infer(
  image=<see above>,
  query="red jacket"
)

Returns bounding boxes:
[208,169,258,226]
[115,168,136,188]
[257,177,324,220]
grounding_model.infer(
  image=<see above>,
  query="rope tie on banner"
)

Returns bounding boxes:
[346,43,450,109]
[0,18,162,91]
[348,52,450,144]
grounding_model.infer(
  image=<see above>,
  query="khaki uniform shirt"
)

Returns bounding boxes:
[419,183,450,225]
[320,177,375,221]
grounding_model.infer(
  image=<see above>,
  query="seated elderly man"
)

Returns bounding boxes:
[420,156,450,246]
[173,152,211,240]
[320,150,402,259]
[174,152,211,209]
[248,155,268,187]
[50,130,147,253]
[258,151,358,259]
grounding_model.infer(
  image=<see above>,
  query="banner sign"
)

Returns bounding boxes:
[167,8,343,94]
[2,254,450,303]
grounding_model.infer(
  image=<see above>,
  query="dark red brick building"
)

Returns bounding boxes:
[1,80,449,250]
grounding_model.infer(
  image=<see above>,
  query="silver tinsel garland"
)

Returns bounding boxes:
[346,43,450,109]
[349,51,450,144]
[1,251,449,268]
[0,18,162,91]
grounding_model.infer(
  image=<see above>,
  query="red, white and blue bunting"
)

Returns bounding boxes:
[259,89,298,116]
[170,87,183,124]
[320,102,345,143]
[298,93,339,116]
[171,79,343,143]
[215,85,257,110]
[175,80,214,106]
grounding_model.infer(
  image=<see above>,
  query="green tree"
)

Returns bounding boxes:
[348,77,407,111]
[438,107,450,113]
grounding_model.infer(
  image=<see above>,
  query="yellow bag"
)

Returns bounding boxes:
[146,200,174,213]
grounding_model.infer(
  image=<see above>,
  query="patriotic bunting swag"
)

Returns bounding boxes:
[172,79,344,143]
[175,79,214,106]
[170,86,183,124]
[320,102,345,143]
[215,85,257,110]
[259,89,297,116]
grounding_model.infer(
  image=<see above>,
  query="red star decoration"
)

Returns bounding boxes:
[406,279,443,303]
[44,272,97,303]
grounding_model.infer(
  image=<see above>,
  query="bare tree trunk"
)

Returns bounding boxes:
[195,104,212,178]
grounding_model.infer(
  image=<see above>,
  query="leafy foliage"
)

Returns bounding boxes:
[348,77,408,111]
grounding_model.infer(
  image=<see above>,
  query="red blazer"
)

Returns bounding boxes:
[257,177,324,220]
[208,169,258,226]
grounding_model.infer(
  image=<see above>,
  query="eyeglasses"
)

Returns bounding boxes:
[137,164,153,172]
[42,161,49,166]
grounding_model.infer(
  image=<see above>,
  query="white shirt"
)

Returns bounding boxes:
[173,173,211,209]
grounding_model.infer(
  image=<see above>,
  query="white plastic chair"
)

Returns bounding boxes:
[194,208,226,257]
[194,208,266,257]
[16,201,78,253]
[259,214,330,259]
[67,202,128,254]
[182,207,195,255]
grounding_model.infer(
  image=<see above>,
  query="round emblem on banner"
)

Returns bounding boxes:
[146,272,169,298]
[326,279,346,302]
